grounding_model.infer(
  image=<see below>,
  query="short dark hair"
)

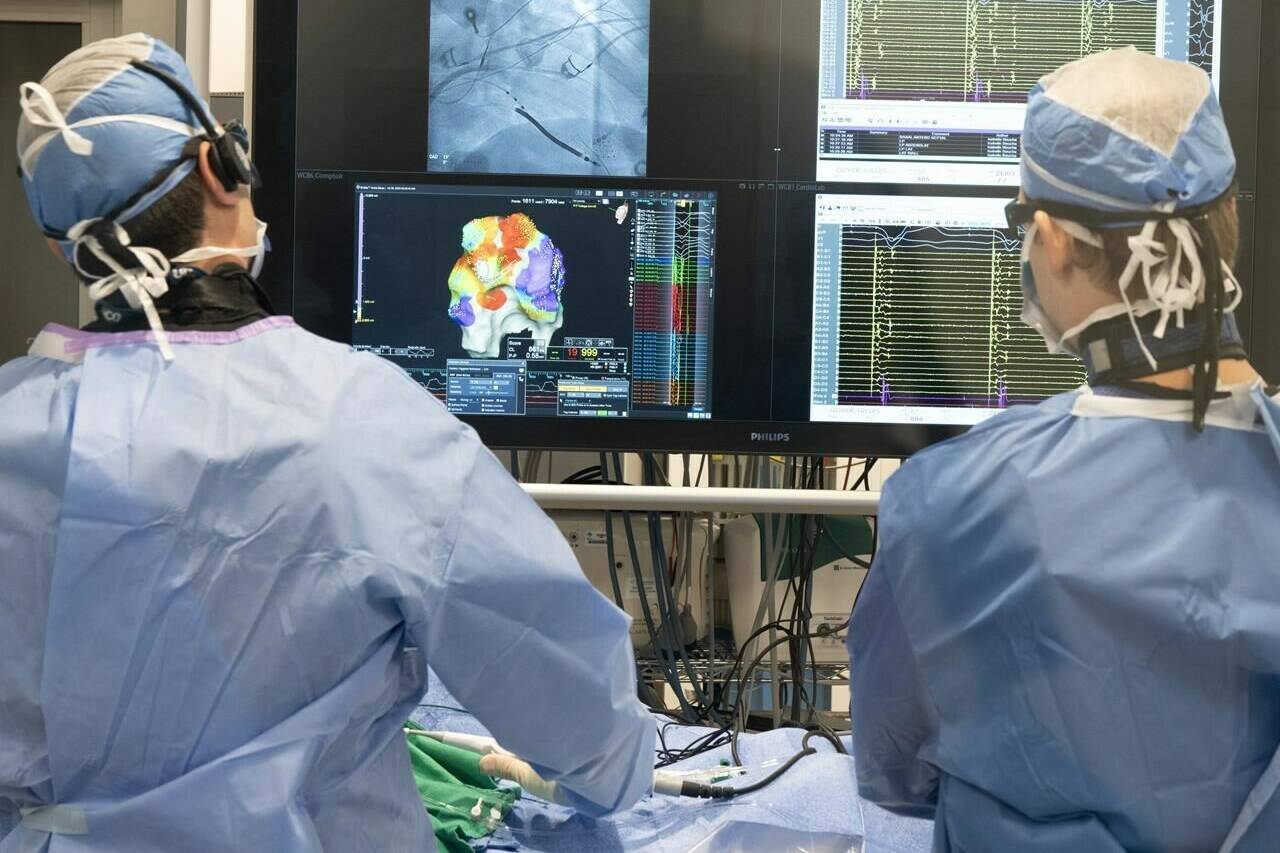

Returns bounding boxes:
[123,167,207,258]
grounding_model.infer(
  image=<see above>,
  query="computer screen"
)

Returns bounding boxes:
[253,0,1263,454]
[809,194,1086,426]
[426,1,652,177]
[816,0,1224,185]
[353,184,715,421]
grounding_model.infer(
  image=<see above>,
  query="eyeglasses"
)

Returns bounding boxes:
[1004,196,1215,231]
[1004,199,1036,230]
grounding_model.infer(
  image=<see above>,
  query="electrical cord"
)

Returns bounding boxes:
[583,452,873,783]
[676,730,841,800]
[600,452,690,717]
[607,453,706,721]
[639,453,722,723]
[849,458,879,491]
[649,619,801,769]
[498,450,870,794]
[731,619,850,764]
[601,505,627,611]
[656,720,733,768]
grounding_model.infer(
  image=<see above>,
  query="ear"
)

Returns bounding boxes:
[195,141,240,209]
[1032,210,1075,274]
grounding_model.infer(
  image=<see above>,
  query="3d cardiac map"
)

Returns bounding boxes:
[428,0,651,176]
[448,213,567,358]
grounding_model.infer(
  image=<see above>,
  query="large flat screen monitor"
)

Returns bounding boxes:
[253,0,1264,455]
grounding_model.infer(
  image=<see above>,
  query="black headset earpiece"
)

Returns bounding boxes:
[129,59,258,193]
[205,132,251,193]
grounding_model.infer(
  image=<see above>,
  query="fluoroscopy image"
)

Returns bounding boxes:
[427,0,651,176]
[447,213,567,357]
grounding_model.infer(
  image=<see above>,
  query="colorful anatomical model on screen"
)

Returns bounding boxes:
[447,213,566,358]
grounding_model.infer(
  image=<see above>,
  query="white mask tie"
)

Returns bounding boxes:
[18,82,94,164]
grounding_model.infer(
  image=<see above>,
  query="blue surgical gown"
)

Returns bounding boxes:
[0,318,655,852]
[849,384,1280,853]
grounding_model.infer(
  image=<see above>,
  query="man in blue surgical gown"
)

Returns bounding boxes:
[849,48,1280,852]
[0,35,653,851]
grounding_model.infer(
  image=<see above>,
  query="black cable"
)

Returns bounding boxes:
[731,620,850,763]
[602,506,627,611]
[509,450,520,481]
[610,452,698,720]
[656,611,842,767]
[850,458,878,491]
[782,458,825,725]
[645,508,699,698]
[802,461,825,721]
[663,457,860,783]
[679,730,843,800]
[561,464,602,484]
[803,727,847,755]
[1192,214,1224,433]
[718,746,814,796]
[562,464,631,485]
[641,453,721,723]
[600,452,683,715]
[657,619,802,769]
[655,722,733,768]
[653,456,861,771]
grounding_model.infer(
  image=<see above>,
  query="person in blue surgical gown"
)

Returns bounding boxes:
[849,48,1280,853]
[0,35,653,852]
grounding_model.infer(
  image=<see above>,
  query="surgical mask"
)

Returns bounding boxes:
[1019,221,1073,355]
[171,218,269,279]
[1018,219,1105,357]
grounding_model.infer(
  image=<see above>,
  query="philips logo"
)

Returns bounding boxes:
[750,432,791,443]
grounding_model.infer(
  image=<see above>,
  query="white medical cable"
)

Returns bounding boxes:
[406,730,511,757]
[407,729,782,802]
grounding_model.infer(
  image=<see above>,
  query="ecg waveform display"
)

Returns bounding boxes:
[630,200,715,416]
[817,0,1221,185]
[1186,0,1217,74]
[812,212,1086,424]
[842,0,1157,103]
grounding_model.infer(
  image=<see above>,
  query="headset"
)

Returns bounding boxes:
[129,59,260,193]
[20,59,262,246]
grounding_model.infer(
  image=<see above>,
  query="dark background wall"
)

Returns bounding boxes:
[1248,2,1280,382]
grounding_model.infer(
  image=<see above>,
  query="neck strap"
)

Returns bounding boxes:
[1078,309,1246,386]
[88,263,273,333]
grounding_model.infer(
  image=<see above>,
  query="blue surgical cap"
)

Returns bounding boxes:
[16,33,216,254]
[1021,47,1236,218]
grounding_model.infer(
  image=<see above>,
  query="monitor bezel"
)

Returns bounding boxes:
[252,0,1266,456]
